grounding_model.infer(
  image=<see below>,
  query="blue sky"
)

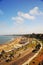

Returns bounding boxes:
[0,0,43,35]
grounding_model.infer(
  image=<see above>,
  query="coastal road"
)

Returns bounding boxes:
[22,40,42,65]
[9,40,42,65]
[10,40,42,65]
[0,39,42,65]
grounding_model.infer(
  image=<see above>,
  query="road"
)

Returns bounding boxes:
[0,39,42,65]
[22,40,42,65]
[9,40,42,65]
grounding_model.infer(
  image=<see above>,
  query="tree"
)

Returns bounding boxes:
[9,50,14,59]
[1,50,6,59]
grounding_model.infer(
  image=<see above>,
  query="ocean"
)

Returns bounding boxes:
[0,35,18,44]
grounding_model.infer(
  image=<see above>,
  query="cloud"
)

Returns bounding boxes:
[12,16,24,23]
[12,6,43,24]
[0,9,4,15]
[29,7,43,15]
[12,11,35,24]
[18,11,35,20]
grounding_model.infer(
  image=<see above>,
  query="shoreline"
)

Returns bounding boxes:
[0,38,15,46]
[0,36,21,46]
[0,36,22,52]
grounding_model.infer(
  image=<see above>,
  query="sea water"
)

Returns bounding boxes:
[0,35,18,44]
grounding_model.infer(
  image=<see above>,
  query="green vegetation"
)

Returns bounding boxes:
[32,43,41,53]
[0,34,43,64]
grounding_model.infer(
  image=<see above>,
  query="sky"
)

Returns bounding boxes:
[0,0,43,35]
